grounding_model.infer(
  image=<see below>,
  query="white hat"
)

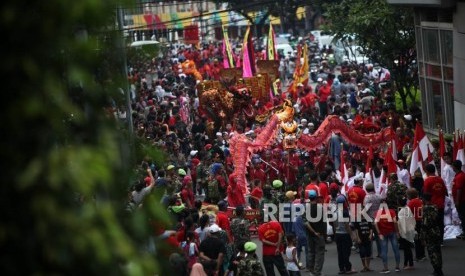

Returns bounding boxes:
[216,132,222,137]
[308,122,315,127]
[301,119,308,123]
[347,118,353,123]
[190,150,198,157]
[404,114,413,121]
[317,77,323,82]
[208,224,222,233]
[245,130,254,136]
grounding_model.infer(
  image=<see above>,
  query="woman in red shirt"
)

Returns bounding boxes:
[375,203,401,273]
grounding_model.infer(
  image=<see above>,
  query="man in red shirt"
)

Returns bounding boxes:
[406,188,426,260]
[423,164,448,241]
[317,80,331,117]
[216,200,232,242]
[247,160,266,188]
[180,176,195,209]
[347,177,366,220]
[305,172,320,199]
[318,171,330,202]
[258,220,288,275]
[452,160,465,239]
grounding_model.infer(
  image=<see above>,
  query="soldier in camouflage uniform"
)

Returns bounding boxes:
[231,206,251,253]
[237,242,265,276]
[421,193,444,276]
[196,158,210,196]
[386,173,407,211]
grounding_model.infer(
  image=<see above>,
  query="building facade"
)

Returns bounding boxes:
[387,0,465,133]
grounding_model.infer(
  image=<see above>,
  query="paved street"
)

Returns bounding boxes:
[252,237,464,275]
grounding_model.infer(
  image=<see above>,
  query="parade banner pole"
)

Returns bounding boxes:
[259,157,279,173]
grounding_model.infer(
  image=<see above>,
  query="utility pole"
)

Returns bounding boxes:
[116,6,135,151]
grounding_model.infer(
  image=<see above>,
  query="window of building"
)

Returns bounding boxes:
[430,80,444,128]
[417,25,454,133]
[415,27,423,60]
[441,30,453,65]
[423,29,439,63]
[419,77,429,126]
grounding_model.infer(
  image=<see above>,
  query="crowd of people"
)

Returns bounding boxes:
[117,39,465,276]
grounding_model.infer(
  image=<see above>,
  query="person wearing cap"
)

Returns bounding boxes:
[357,87,375,115]
[199,223,227,276]
[236,241,264,276]
[281,190,298,235]
[304,172,320,200]
[317,78,331,117]
[397,159,410,188]
[178,168,187,177]
[347,176,366,219]
[302,189,326,275]
[300,119,310,135]
[333,194,357,274]
[166,164,182,192]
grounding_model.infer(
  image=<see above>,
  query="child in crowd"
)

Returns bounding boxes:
[284,234,302,276]
[180,231,198,273]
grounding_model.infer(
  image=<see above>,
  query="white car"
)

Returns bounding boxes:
[276,44,295,59]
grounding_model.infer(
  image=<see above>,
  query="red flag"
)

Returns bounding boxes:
[365,143,373,175]
[386,143,398,180]
[439,129,446,175]
[457,132,465,167]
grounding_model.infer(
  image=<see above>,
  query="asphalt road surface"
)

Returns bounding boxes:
[252,237,464,276]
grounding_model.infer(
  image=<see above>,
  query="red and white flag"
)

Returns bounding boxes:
[457,132,465,170]
[337,147,349,195]
[439,129,446,177]
[409,122,434,176]
[378,168,388,197]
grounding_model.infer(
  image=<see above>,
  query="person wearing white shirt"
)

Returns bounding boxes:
[300,119,310,135]
[397,160,411,188]
[441,155,456,193]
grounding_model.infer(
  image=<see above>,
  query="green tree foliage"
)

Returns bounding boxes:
[0,0,170,274]
[216,0,307,36]
[323,0,418,111]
